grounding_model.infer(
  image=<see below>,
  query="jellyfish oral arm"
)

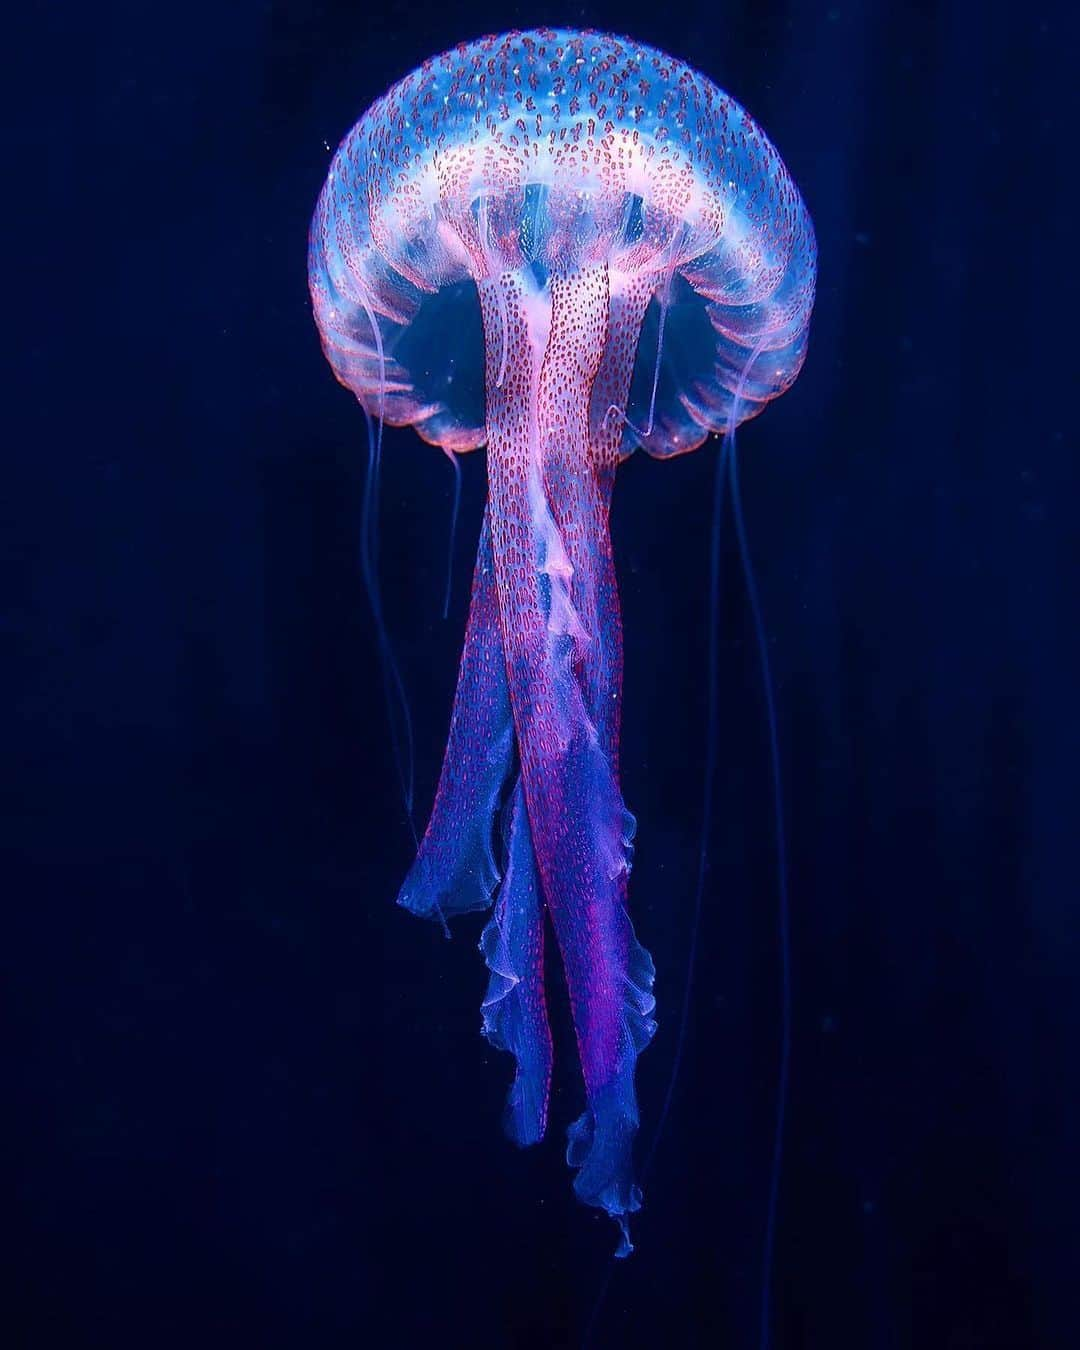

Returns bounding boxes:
[481,264,657,1253]
[396,510,512,927]
[396,510,553,1147]
[397,261,659,1242]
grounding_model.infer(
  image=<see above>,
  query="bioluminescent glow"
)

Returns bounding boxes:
[309,27,815,1256]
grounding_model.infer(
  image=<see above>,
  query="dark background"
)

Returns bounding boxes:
[8,1,1075,1347]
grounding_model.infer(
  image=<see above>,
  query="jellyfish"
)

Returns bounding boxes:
[309,28,815,1255]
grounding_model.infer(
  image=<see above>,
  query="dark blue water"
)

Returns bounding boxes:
[8,2,1074,1347]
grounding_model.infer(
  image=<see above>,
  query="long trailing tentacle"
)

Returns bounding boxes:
[728,441,792,1350]
[354,281,417,842]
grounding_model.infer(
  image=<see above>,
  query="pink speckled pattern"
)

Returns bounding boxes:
[309,28,815,1254]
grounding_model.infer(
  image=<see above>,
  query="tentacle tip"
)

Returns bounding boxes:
[613,1214,634,1259]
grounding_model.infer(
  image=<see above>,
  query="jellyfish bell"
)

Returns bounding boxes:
[309,27,815,1256]
[310,28,813,460]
